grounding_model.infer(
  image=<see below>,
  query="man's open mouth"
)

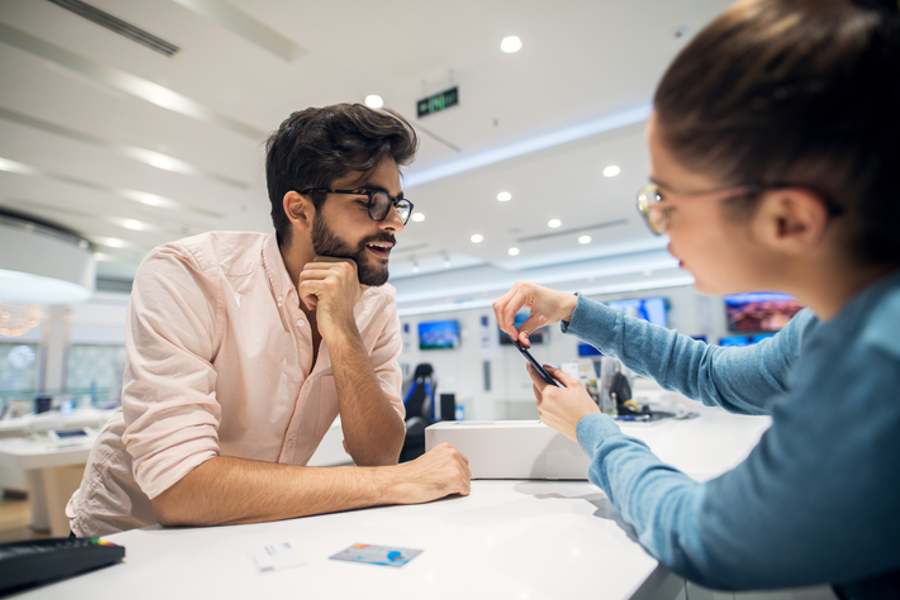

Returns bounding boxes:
[365,241,393,259]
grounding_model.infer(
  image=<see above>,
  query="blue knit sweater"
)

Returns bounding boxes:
[564,272,900,597]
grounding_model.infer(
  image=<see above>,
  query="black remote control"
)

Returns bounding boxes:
[0,536,125,593]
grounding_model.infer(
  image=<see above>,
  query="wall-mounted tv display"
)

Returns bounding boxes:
[577,342,602,357]
[418,320,461,350]
[725,292,802,332]
[607,297,669,328]
[719,333,776,347]
[498,312,545,345]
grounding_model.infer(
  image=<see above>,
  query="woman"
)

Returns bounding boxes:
[493,1,899,597]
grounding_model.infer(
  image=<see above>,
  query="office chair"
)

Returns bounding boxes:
[399,363,436,462]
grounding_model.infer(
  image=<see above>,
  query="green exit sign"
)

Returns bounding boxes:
[417,87,459,118]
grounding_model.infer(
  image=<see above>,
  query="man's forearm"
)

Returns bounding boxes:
[327,327,405,466]
[151,455,402,527]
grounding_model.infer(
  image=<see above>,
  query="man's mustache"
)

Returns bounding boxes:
[358,234,397,249]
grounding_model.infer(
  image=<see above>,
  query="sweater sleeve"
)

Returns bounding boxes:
[574,329,900,590]
[562,296,816,415]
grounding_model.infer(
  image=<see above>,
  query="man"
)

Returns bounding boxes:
[66,104,470,536]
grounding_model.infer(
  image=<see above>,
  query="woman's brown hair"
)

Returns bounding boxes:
[654,0,900,265]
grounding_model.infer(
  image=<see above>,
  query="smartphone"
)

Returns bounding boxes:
[514,341,562,387]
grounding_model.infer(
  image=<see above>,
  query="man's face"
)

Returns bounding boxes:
[311,157,405,286]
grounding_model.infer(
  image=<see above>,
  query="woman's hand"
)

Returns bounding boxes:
[492,282,578,347]
[526,364,600,443]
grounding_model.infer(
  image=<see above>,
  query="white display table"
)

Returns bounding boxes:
[7,406,789,600]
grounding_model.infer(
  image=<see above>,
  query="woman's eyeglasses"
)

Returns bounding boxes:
[636,181,843,236]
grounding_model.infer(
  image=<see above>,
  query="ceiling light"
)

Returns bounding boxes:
[404,103,650,188]
[603,164,621,178]
[91,236,130,249]
[93,252,115,262]
[119,189,178,209]
[496,191,512,202]
[578,235,592,245]
[507,247,520,256]
[500,35,523,54]
[470,233,484,244]
[109,218,154,232]
[547,218,562,229]
[0,156,37,175]
[365,94,384,109]
[411,212,426,223]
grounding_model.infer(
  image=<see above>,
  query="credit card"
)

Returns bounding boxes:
[329,543,422,568]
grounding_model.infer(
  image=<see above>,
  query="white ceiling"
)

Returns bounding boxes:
[0,0,732,285]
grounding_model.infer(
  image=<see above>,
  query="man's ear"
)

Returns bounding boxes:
[283,191,314,231]
[750,188,829,256]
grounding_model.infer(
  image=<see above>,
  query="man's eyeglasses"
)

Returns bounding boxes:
[304,188,414,225]
[636,182,843,236]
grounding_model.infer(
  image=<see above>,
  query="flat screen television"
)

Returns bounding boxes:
[607,297,669,328]
[418,320,461,350]
[719,333,777,347]
[498,312,545,345]
[725,292,803,332]
[577,342,602,357]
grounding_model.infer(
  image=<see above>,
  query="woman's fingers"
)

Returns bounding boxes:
[516,312,548,346]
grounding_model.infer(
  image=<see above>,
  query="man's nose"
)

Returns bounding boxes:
[380,206,405,233]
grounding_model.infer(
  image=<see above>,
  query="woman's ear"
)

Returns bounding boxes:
[282,191,313,230]
[751,188,829,257]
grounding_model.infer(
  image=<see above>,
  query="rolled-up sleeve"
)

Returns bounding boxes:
[369,299,405,421]
[121,244,223,499]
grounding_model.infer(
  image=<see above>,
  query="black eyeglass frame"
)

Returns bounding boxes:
[635,181,844,236]
[303,187,415,225]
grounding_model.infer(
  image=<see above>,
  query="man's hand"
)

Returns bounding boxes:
[298,257,362,340]
[384,443,471,504]
[526,364,600,443]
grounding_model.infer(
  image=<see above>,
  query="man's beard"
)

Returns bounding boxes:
[311,214,393,286]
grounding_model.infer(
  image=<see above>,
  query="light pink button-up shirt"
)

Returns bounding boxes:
[66,231,405,536]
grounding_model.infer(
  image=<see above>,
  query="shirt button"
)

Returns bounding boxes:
[296,319,304,327]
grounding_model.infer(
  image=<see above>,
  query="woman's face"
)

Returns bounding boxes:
[646,113,781,295]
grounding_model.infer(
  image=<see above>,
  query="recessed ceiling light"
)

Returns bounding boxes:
[0,156,37,175]
[603,164,621,178]
[578,235,592,245]
[547,218,562,229]
[496,191,512,202]
[470,233,484,244]
[507,247,520,256]
[108,217,154,232]
[364,94,384,109]
[120,189,178,209]
[91,236,130,249]
[500,35,523,54]
[411,212,426,222]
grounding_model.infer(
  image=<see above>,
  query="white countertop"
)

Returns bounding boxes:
[8,406,772,600]
[18,480,667,600]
